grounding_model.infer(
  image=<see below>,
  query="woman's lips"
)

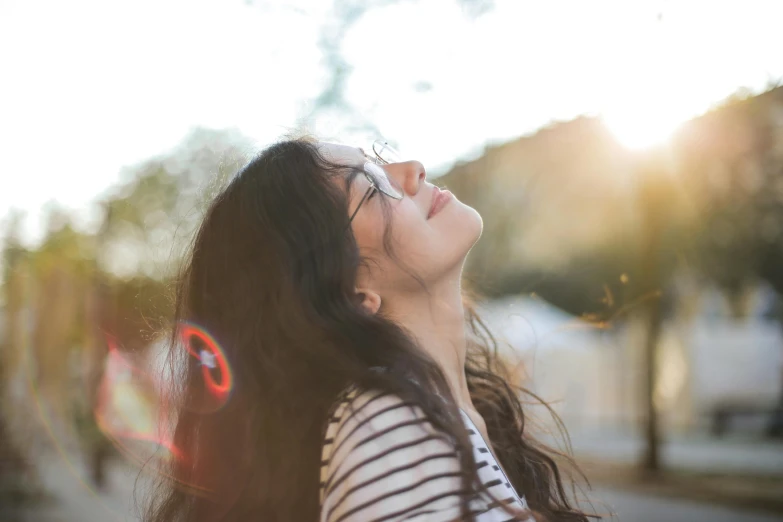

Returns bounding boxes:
[427,188,453,219]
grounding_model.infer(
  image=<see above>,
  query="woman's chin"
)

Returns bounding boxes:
[462,204,483,245]
[450,205,483,259]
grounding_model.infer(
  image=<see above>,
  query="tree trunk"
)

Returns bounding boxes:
[638,155,668,474]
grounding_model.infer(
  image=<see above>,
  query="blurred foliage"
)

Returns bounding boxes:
[295,0,496,136]
[0,127,252,497]
[444,86,783,324]
[98,127,253,279]
[677,87,783,305]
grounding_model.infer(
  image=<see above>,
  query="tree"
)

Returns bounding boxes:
[0,211,43,506]
[98,127,252,280]
[0,127,255,495]
[676,87,783,438]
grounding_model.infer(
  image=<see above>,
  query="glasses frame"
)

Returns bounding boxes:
[372,140,402,165]
[348,142,404,223]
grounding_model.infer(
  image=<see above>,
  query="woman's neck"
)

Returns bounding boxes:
[382,279,475,410]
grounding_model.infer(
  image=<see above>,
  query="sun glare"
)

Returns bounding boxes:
[601,108,686,151]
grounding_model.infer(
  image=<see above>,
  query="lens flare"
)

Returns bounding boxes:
[93,329,232,498]
[21,295,235,510]
[180,323,233,407]
[94,335,183,464]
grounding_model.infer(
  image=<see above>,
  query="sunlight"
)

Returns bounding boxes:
[601,110,682,150]
[595,4,702,151]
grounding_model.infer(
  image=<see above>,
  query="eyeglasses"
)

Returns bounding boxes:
[348,140,404,223]
[372,139,403,165]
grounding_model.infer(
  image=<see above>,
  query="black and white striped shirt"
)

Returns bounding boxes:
[319,387,535,522]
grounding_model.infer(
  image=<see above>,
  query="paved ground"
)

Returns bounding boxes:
[589,486,783,522]
[18,453,145,522]
[16,451,783,522]
[564,428,783,475]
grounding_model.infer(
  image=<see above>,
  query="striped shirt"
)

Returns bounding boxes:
[319,387,535,522]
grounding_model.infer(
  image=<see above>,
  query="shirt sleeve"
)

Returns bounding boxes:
[319,389,468,522]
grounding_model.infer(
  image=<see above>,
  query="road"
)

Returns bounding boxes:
[565,428,783,476]
[589,487,783,522]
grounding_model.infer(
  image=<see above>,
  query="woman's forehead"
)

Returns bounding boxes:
[317,142,366,164]
[317,142,371,196]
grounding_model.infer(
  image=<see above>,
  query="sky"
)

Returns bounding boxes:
[1,0,782,245]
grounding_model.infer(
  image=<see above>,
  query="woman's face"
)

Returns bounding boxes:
[319,142,483,296]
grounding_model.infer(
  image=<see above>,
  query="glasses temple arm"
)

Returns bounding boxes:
[349,185,375,223]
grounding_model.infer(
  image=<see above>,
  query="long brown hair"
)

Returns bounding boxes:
[141,137,595,521]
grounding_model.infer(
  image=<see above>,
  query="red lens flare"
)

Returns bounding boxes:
[180,323,233,405]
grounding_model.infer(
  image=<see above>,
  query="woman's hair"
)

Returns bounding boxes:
[142,137,595,522]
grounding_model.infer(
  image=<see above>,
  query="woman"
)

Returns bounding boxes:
[143,137,594,522]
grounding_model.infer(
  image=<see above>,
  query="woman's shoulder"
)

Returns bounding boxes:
[321,385,450,456]
[319,386,465,522]
[321,368,437,445]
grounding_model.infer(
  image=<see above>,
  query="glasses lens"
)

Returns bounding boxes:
[364,162,403,199]
[372,140,403,165]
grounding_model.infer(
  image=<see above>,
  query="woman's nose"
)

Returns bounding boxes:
[387,160,426,196]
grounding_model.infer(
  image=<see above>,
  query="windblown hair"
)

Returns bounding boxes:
[142,137,595,522]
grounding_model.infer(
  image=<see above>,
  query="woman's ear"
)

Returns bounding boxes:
[354,288,382,315]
